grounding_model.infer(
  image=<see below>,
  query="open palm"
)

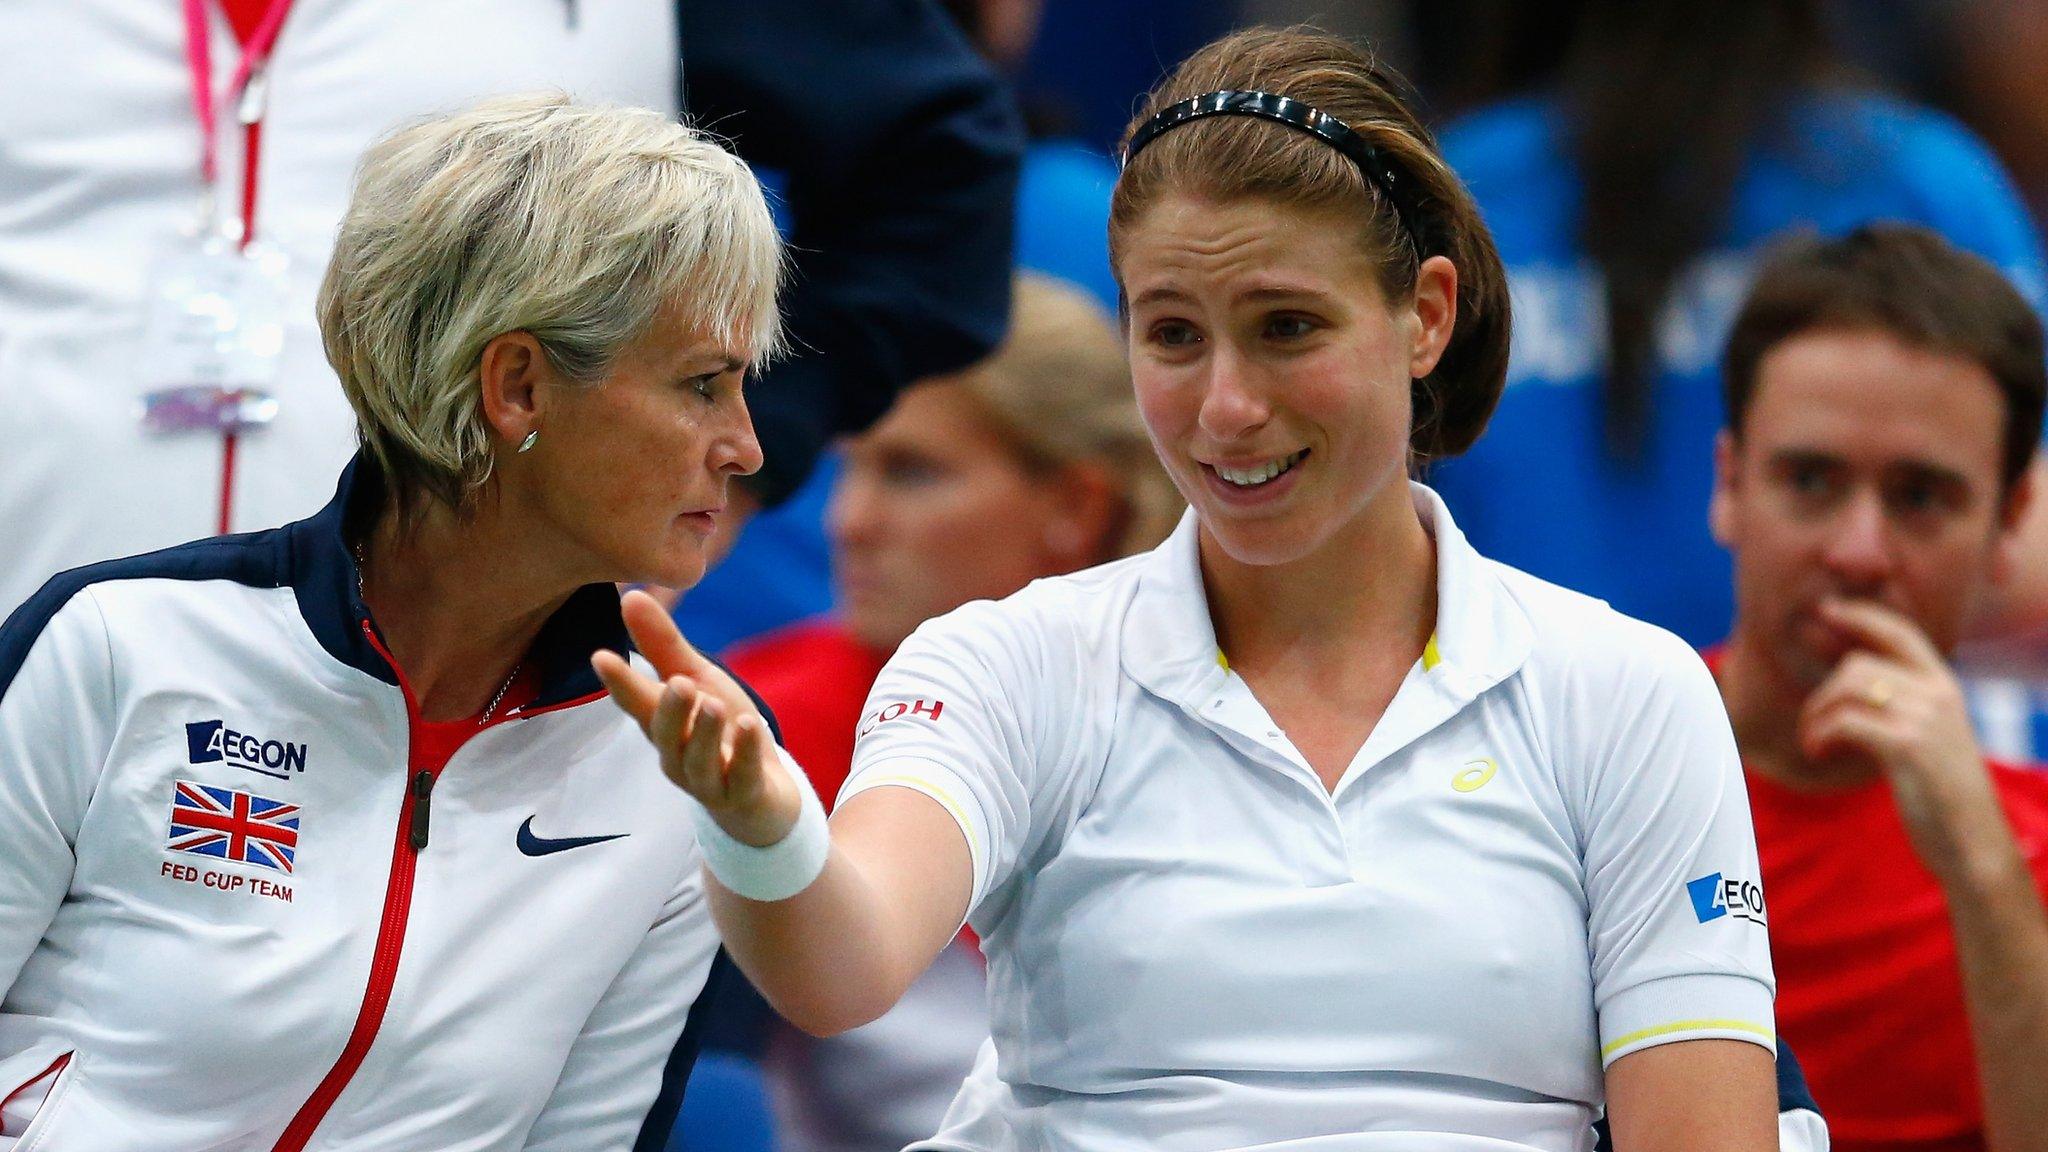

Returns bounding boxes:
[593,590,801,847]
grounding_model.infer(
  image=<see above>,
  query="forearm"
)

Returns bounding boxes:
[704,788,974,1037]
[1797,599,2048,1146]
[1944,838,2048,1152]
[706,851,928,1035]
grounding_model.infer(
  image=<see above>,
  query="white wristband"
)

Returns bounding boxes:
[687,746,830,902]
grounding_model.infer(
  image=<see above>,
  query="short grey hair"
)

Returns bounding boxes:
[317,91,785,513]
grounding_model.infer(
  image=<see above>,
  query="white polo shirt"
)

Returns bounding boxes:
[842,484,1776,1152]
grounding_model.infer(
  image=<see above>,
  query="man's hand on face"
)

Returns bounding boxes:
[1798,597,2013,887]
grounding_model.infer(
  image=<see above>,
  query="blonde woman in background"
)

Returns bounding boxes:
[0,94,780,1150]
[723,272,1179,1152]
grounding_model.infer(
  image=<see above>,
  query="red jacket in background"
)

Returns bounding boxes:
[724,620,887,812]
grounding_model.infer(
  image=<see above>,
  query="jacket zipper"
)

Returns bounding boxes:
[268,623,604,1149]
[408,770,434,851]
[268,623,441,1152]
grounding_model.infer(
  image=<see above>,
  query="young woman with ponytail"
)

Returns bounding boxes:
[601,27,1782,1152]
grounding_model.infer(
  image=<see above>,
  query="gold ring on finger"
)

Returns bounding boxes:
[1864,679,1895,710]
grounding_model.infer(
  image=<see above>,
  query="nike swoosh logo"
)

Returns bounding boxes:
[517,816,628,857]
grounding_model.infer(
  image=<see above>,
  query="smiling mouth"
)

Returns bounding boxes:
[1211,449,1308,489]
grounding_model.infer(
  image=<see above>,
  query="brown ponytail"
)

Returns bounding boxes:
[1109,26,1512,461]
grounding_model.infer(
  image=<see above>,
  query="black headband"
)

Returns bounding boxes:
[1122,89,1426,255]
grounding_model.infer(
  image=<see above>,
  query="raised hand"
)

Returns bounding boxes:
[1797,597,2003,884]
[592,589,802,848]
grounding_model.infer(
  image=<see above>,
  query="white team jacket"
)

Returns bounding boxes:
[0,461,733,1151]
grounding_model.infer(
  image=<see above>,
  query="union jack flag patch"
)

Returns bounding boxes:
[168,780,300,874]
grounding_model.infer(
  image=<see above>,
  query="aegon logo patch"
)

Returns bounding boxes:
[186,720,308,781]
[857,698,945,739]
[1687,872,1767,926]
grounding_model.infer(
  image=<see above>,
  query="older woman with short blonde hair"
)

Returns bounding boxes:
[0,93,780,1150]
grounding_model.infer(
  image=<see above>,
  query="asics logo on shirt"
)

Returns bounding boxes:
[1451,758,1498,792]
[516,816,628,857]
[187,719,308,781]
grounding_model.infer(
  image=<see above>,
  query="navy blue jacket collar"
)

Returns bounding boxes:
[289,455,628,709]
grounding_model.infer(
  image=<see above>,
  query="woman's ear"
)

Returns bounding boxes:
[478,331,549,447]
[1408,255,1459,380]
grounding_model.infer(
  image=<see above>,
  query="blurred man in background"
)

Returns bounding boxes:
[1709,225,2048,1152]
[1421,0,2046,650]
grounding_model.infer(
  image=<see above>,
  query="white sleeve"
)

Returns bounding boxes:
[520,857,720,1151]
[839,597,1074,919]
[1780,1106,1831,1152]
[0,592,115,997]
[1565,626,1776,1066]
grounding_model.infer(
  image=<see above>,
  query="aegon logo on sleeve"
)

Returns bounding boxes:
[186,720,308,781]
[857,698,946,740]
[1686,872,1767,926]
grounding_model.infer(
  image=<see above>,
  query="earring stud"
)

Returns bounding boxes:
[517,430,539,453]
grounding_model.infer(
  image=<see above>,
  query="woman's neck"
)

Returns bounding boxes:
[1201,485,1437,681]
[357,497,580,722]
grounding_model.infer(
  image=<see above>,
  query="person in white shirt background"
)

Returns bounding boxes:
[599,25,1792,1152]
[0,0,1021,623]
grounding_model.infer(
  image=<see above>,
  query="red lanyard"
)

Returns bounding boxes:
[179,0,295,535]
[182,0,294,248]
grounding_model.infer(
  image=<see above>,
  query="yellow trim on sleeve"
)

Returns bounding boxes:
[1600,1019,1775,1059]
[1216,648,1229,671]
[852,775,980,866]
[1421,634,1442,672]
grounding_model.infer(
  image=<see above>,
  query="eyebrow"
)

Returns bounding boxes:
[1130,285,1191,308]
[1768,448,1974,490]
[1891,460,1974,491]
[1767,448,1844,470]
[1128,284,1329,308]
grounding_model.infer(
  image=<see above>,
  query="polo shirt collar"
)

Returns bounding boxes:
[1121,482,1534,715]
[1415,482,1534,696]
